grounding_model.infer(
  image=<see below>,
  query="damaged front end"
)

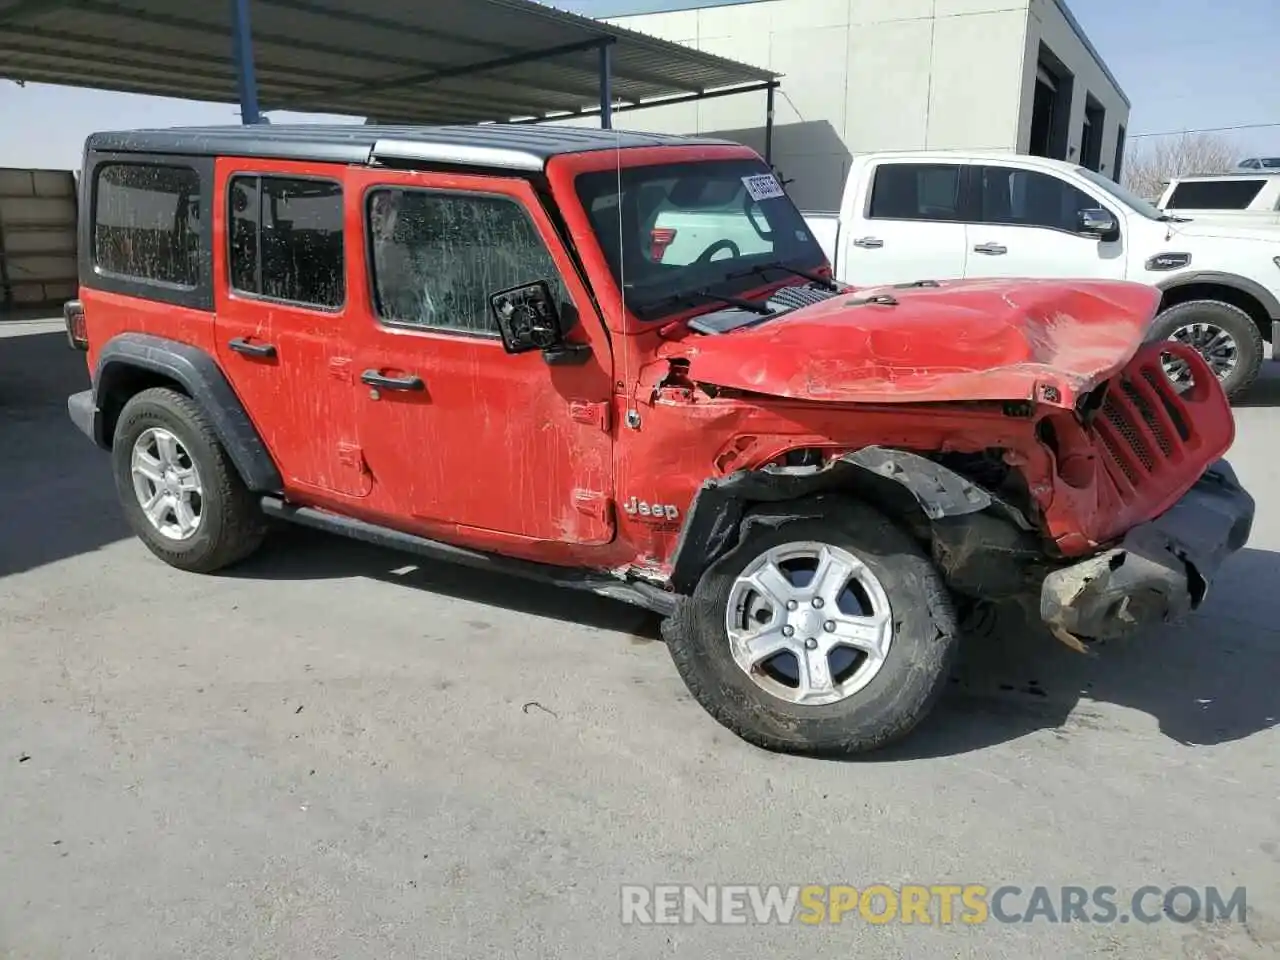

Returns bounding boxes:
[1040,461,1254,642]
[667,341,1253,646]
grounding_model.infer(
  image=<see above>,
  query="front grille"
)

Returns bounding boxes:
[1090,350,1192,496]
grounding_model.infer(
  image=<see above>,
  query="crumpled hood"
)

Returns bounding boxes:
[667,278,1162,407]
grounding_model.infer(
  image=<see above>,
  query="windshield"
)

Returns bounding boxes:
[1074,166,1166,220]
[574,158,826,317]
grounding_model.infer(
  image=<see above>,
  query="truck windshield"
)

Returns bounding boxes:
[1075,167,1165,220]
[574,158,826,317]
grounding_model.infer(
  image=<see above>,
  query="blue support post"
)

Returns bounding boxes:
[231,0,261,125]
[598,40,613,130]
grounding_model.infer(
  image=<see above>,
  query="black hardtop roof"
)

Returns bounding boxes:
[86,124,744,172]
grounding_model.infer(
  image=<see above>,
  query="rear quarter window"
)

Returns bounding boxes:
[1165,179,1266,210]
[94,163,202,287]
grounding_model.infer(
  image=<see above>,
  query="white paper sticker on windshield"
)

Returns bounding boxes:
[742,173,785,201]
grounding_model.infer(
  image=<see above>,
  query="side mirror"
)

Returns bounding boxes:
[1078,208,1119,241]
[490,280,563,354]
[489,281,591,365]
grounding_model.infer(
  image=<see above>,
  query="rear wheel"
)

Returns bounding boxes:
[663,500,959,756]
[1151,300,1263,401]
[112,387,267,573]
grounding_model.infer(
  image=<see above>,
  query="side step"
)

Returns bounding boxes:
[259,496,677,617]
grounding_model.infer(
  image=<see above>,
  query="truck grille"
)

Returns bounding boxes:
[1090,343,1214,497]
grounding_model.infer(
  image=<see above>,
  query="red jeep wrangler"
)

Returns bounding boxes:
[65,125,1254,755]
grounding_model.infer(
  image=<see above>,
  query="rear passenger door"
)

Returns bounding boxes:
[836,162,968,286]
[213,159,370,498]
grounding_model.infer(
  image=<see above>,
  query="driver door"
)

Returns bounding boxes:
[963,165,1126,280]
[345,168,616,545]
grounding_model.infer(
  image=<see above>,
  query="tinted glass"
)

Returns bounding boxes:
[228,176,344,308]
[574,158,824,317]
[367,188,562,334]
[978,167,1099,232]
[868,164,963,221]
[94,163,201,286]
[1166,179,1266,210]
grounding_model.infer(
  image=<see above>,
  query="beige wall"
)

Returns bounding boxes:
[551,0,1128,211]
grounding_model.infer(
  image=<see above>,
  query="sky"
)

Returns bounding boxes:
[0,0,1276,170]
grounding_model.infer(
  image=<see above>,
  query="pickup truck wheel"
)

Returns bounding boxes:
[111,387,267,573]
[1151,300,1263,400]
[663,504,958,756]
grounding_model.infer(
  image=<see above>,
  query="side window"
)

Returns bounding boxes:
[227,175,344,309]
[94,163,201,287]
[367,188,564,335]
[977,167,1098,233]
[1165,179,1266,210]
[867,164,963,222]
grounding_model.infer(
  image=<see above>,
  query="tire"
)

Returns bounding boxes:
[662,498,958,756]
[1149,300,1263,401]
[111,387,267,573]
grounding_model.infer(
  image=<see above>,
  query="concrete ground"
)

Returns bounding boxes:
[1,315,1277,960]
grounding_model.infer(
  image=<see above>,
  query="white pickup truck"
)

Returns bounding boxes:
[1157,172,1280,227]
[803,151,1280,399]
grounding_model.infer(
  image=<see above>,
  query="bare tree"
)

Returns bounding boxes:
[1122,132,1237,201]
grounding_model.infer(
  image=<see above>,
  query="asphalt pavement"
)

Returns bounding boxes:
[2,315,1278,959]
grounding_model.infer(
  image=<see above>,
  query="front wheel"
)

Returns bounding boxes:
[662,500,959,756]
[1150,300,1264,401]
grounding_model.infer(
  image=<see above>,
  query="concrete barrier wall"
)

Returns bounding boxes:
[0,167,78,307]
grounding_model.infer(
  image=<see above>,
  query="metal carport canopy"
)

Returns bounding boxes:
[0,0,779,128]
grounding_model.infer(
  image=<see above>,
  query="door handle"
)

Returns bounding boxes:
[361,369,425,392]
[853,236,884,249]
[973,242,1008,255]
[228,337,277,358]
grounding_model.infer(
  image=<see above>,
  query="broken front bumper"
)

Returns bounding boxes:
[1040,461,1254,640]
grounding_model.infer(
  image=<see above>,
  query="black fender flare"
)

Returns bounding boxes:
[1154,271,1280,322]
[93,333,282,492]
[668,446,1013,593]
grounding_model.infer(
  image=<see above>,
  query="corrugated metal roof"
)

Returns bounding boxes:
[0,0,778,124]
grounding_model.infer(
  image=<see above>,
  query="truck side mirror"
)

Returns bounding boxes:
[489,281,564,354]
[1078,208,1119,242]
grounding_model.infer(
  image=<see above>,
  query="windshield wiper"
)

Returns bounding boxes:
[636,288,772,319]
[728,261,841,291]
[1158,213,1192,223]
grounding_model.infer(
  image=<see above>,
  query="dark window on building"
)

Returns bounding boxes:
[1029,47,1074,161]
[868,164,963,221]
[367,188,563,334]
[94,163,201,287]
[1113,125,1126,183]
[1080,96,1105,172]
[978,167,1099,232]
[227,175,344,308]
[1165,179,1267,210]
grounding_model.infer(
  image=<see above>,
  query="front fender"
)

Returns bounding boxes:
[667,446,1003,593]
[1154,270,1280,321]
